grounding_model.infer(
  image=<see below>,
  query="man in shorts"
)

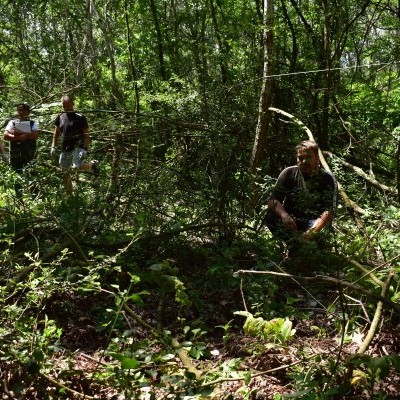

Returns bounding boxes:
[51,95,99,192]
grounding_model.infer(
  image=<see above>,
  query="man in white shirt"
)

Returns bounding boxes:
[3,103,39,197]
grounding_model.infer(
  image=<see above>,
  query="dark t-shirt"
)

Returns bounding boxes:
[54,112,88,152]
[269,166,337,222]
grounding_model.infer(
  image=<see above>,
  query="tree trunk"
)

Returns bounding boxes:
[148,0,167,80]
[250,0,275,177]
[396,137,400,203]
[124,0,140,118]
[209,0,228,84]
[320,0,332,150]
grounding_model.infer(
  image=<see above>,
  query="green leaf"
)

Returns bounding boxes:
[280,319,295,342]
[109,352,139,369]
[121,357,140,370]
[390,355,400,372]
[243,371,252,385]
[369,356,390,379]
[24,359,40,374]
[33,349,45,362]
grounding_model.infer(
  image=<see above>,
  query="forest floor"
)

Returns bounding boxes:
[6,240,400,399]
[39,279,400,400]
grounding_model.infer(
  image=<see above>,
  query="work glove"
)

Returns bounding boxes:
[79,148,87,160]
[1,152,9,164]
[50,147,56,158]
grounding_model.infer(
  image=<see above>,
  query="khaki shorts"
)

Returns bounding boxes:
[59,148,86,171]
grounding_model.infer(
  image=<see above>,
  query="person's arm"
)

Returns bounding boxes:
[82,127,90,150]
[303,210,332,238]
[303,173,337,238]
[267,198,297,231]
[2,130,9,144]
[267,167,298,231]
[4,127,26,141]
[3,123,14,162]
[51,126,60,148]
[27,122,39,140]
[0,137,8,163]
[27,130,39,140]
[50,126,60,158]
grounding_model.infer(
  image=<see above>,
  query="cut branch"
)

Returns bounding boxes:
[235,269,400,314]
[357,270,394,354]
[325,152,397,195]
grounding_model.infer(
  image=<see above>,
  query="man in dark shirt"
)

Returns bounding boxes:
[265,140,337,245]
[51,95,99,192]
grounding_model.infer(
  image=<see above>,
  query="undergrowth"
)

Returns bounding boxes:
[0,152,400,399]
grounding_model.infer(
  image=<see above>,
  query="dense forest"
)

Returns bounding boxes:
[0,0,400,398]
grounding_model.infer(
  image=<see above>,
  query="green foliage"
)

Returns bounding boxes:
[0,0,399,397]
[346,353,400,397]
[216,319,234,347]
[181,325,210,360]
[235,311,296,345]
[147,260,192,307]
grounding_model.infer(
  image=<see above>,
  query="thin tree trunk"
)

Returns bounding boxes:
[320,0,331,150]
[148,0,167,80]
[209,0,228,84]
[124,0,140,118]
[90,0,121,105]
[250,0,275,177]
[83,0,101,104]
[396,137,400,203]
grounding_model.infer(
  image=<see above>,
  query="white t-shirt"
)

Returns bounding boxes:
[6,118,39,132]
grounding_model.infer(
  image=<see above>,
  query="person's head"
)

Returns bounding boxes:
[16,102,30,120]
[296,140,319,175]
[61,95,74,112]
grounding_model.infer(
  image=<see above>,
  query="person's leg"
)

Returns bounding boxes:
[59,150,73,195]
[72,148,84,170]
[296,219,316,232]
[265,211,295,243]
[72,148,99,176]
[59,150,73,172]
[10,160,25,199]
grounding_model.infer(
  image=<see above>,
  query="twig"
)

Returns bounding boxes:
[39,371,95,400]
[79,352,109,367]
[122,303,203,380]
[325,152,397,195]
[357,270,394,354]
[235,269,400,314]
[200,354,316,388]
[349,259,384,287]
[123,303,159,335]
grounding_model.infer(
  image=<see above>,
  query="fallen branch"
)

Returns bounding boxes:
[4,218,89,296]
[349,259,384,288]
[357,270,394,354]
[235,269,400,314]
[200,355,315,388]
[325,152,397,195]
[39,371,95,400]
